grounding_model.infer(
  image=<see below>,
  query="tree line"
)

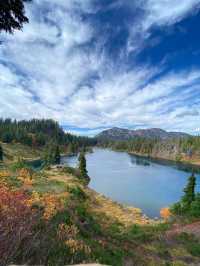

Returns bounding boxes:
[0,118,96,148]
[98,136,200,161]
[0,119,97,164]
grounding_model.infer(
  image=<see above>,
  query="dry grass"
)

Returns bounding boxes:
[47,168,154,226]
[87,188,155,226]
[1,142,41,162]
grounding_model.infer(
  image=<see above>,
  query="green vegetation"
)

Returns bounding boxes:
[10,157,28,171]
[0,120,200,265]
[1,142,42,162]
[171,173,200,218]
[78,152,88,178]
[98,135,200,166]
[43,144,61,166]
[0,157,200,265]
[182,173,196,208]
[0,144,3,161]
[0,118,96,151]
[98,136,157,156]
[55,145,61,164]
[176,233,200,257]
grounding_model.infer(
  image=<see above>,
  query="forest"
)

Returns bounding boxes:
[98,135,200,164]
[0,118,96,150]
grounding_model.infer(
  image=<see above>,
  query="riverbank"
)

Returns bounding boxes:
[1,160,200,265]
[103,144,200,172]
[47,166,154,226]
[127,151,200,173]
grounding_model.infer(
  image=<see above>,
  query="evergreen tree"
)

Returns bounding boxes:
[190,193,200,217]
[78,152,88,177]
[43,144,61,166]
[0,0,31,33]
[171,173,199,217]
[182,173,196,209]
[42,145,52,167]
[55,145,61,164]
[0,145,3,161]
[0,118,96,148]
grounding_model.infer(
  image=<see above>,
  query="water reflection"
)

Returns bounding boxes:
[130,155,151,166]
[63,148,200,218]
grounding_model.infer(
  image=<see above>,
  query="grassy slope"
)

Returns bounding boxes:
[1,142,42,162]
[1,164,200,265]
[0,144,200,265]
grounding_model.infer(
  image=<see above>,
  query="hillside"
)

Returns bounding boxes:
[97,127,200,167]
[1,164,200,266]
[0,144,200,265]
[97,127,190,141]
[0,119,96,151]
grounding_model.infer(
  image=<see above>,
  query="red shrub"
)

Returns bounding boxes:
[0,186,38,265]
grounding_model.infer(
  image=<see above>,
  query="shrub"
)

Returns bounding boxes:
[0,186,39,265]
[190,193,200,218]
[10,157,28,171]
[171,202,182,216]
[69,186,87,201]
[125,224,152,242]
[160,207,171,220]
[63,166,79,177]
[187,243,200,257]
[176,232,200,257]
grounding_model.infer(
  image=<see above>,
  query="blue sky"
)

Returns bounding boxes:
[0,0,200,136]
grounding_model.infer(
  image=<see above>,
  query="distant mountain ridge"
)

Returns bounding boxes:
[96,127,190,140]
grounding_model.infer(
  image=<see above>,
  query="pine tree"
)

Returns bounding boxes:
[43,144,61,166]
[182,173,196,209]
[0,0,30,33]
[43,144,54,166]
[55,145,61,164]
[0,145,3,161]
[78,152,88,178]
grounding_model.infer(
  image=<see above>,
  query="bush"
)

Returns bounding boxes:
[190,193,200,218]
[171,202,183,216]
[125,224,153,242]
[187,243,200,257]
[0,186,39,265]
[10,157,28,171]
[176,232,200,257]
[69,186,87,201]
[63,166,79,177]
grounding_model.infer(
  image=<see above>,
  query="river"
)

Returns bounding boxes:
[61,148,200,218]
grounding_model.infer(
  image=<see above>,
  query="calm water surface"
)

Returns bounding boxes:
[61,148,200,218]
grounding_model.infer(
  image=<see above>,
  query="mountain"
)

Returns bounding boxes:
[96,127,190,141]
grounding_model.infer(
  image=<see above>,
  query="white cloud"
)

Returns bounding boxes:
[0,0,200,135]
[144,0,200,29]
[127,0,200,53]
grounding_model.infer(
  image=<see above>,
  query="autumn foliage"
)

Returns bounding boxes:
[18,167,34,186]
[57,223,91,264]
[0,185,38,265]
[160,207,171,220]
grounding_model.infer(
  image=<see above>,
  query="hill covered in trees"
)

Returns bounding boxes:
[97,127,190,141]
[0,119,96,151]
[97,134,200,167]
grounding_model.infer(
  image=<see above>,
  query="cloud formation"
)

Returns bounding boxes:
[0,0,200,135]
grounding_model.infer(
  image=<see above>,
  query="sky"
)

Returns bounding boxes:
[0,0,200,136]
